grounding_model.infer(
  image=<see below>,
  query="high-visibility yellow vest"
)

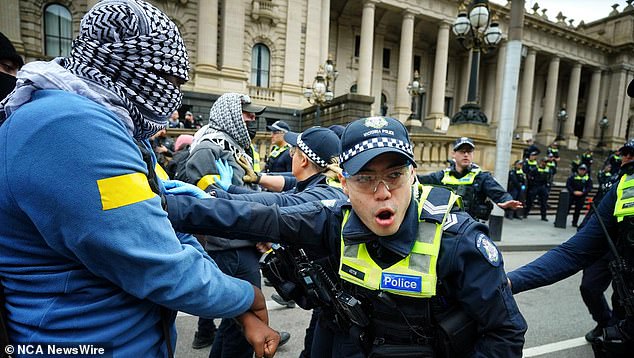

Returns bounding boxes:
[338,185,459,298]
[440,167,481,186]
[614,174,634,222]
[269,144,290,158]
[251,144,261,172]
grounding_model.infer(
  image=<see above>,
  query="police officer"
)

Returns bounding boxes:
[567,164,593,227]
[166,117,527,357]
[508,138,634,357]
[507,160,527,220]
[547,141,561,162]
[525,157,551,221]
[265,120,293,173]
[207,126,347,358]
[418,137,523,221]
[581,149,594,174]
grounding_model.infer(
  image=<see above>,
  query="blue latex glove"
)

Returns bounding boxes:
[214,159,234,191]
[163,179,212,199]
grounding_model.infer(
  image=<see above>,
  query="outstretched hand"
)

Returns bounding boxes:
[237,156,260,184]
[497,200,523,210]
[162,179,211,199]
[214,159,234,191]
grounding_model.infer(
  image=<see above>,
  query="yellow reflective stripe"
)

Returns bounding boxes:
[326,178,343,188]
[97,172,155,210]
[197,174,220,190]
[441,169,479,185]
[154,163,169,180]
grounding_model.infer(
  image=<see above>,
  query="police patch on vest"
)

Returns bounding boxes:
[476,234,500,267]
[380,272,422,293]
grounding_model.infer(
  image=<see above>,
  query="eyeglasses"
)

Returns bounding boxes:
[344,165,412,193]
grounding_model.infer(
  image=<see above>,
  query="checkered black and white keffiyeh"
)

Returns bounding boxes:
[63,0,190,140]
[206,93,252,150]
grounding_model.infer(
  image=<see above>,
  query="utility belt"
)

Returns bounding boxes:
[260,244,477,357]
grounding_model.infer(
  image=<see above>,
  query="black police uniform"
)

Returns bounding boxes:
[265,144,292,173]
[508,160,634,357]
[165,185,527,358]
[606,153,622,174]
[577,167,621,342]
[581,152,594,174]
[507,166,527,219]
[525,164,551,220]
[566,170,592,227]
[417,162,513,221]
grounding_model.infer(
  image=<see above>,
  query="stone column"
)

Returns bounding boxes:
[516,48,536,140]
[86,0,100,9]
[563,63,582,149]
[536,56,560,144]
[357,0,376,96]
[217,0,246,91]
[304,0,323,86]
[580,69,602,148]
[0,0,22,51]
[371,32,385,116]
[396,11,416,124]
[605,67,630,145]
[321,0,331,62]
[457,52,472,108]
[280,0,304,107]
[195,0,218,72]
[482,62,496,118]
[491,42,507,127]
[425,22,450,131]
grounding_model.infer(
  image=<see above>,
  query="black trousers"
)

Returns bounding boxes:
[569,194,587,225]
[526,186,548,219]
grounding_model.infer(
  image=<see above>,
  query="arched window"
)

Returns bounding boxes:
[251,43,270,87]
[44,4,72,57]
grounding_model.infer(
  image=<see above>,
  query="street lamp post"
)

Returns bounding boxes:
[598,116,609,147]
[407,70,424,120]
[451,0,503,124]
[304,58,338,126]
[556,108,567,140]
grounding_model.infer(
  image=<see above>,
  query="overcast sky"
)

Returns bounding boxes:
[490,0,629,25]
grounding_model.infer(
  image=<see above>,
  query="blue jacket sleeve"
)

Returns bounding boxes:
[214,185,344,206]
[507,187,617,293]
[479,172,513,203]
[417,170,444,185]
[9,96,254,319]
[441,220,527,357]
[166,195,334,257]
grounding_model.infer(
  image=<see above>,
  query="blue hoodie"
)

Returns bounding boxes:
[0,90,254,357]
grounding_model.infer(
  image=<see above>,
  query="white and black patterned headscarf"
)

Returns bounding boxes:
[64,0,190,140]
[207,93,252,150]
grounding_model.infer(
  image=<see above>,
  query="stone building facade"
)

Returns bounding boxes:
[2,0,634,171]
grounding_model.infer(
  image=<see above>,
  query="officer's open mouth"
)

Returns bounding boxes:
[376,209,394,220]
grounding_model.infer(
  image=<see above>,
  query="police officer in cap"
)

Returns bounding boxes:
[566,164,592,227]
[165,116,527,357]
[265,120,293,173]
[418,137,523,221]
[506,76,634,357]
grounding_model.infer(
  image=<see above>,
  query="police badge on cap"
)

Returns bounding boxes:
[339,117,416,175]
